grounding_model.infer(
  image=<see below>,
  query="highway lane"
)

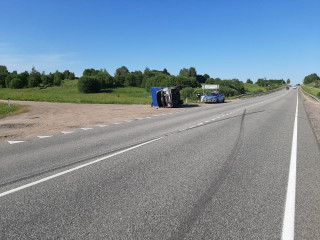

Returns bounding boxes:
[0,88,319,239]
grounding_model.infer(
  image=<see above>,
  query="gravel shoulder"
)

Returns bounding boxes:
[0,100,198,142]
[300,89,320,146]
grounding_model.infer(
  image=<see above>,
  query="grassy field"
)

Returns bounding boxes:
[0,103,29,119]
[0,80,152,105]
[243,83,268,93]
[302,85,320,97]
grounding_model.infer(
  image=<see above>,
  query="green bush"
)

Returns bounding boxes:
[77,76,101,93]
[28,75,42,87]
[0,73,7,88]
[10,77,25,89]
[317,92,320,98]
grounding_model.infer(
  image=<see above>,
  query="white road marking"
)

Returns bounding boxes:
[211,118,216,121]
[81,128,93,130]
[145,117,152,119]
[37,136,52,139]
[113,122,121,125]
[205,121,210,123]
[198,123,203,125]
[124,120,133,122]
[282,90,298,240]
[8,141,25,144]
[61,131,74,134]
[96,125,108,127]
[0,137,164,198]
[135,118,144,120]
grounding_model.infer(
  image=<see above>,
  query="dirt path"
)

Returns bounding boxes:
[0,100,195,142]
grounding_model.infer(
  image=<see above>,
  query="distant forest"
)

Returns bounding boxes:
[0,65,288,97]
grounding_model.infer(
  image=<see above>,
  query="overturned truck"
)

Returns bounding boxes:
[151,87,183,108]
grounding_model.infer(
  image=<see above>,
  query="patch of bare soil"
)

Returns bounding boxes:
[0,100,200,142]
[300,90,320,146]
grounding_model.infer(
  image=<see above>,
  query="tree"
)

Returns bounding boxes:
[246,79,253,84]
[114,66,129,86]
[196,75,206,83]
[203,74,210,80]
[179,68,189,77]
[163,68,170,75]
[28,67,42,87]
[304,73,319,84]
[0,65,8,74]
[286,79,290,84]
[188,67,197,78]
[53,71,64,86]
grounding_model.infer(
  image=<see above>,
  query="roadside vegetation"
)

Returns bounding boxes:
[302,73,320,98]
[0,65,286,104]
[0,103,28,119]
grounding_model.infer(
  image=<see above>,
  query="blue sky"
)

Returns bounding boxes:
[0,0,319,84]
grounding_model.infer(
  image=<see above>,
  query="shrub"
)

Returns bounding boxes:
[28,75,42,87]
[317,92,320,98]
[10,77,25,89]
[41,75,54,86]
[0,73,7,88]
[77,76,101,93]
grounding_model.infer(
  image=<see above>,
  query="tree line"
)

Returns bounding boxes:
[0,65,287,97]
[0,65,75,89]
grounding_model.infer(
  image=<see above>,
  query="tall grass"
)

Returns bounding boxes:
[244,83,267,93]
[302,85,320,97]
[0,103,28,119]
[0,80,152,105]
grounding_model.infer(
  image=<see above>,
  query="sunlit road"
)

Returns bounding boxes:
[0,88,319,239]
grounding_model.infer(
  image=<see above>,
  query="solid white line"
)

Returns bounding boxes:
[0,137,164,198]
[282,90,298,240]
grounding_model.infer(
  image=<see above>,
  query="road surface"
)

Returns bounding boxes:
[0,88,319,239]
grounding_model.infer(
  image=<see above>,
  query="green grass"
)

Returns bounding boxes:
[0,80,152,105]
[302,84,320,97]
[244,83,267,93]
[0,103,29,119]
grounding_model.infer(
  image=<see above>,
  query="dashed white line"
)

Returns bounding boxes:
[0,137,164,198]
[37,136,53,139]
[96,125,108,127]
[113,123,121,125]
[8,141,25,144]
[81,128,93,130]
[61,131,74,134]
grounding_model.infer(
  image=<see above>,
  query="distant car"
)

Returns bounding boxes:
[286,86,289,90]
[203,91,225,103]
[293,86,297,89]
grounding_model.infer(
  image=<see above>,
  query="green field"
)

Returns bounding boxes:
[302,85,320,97]
[0,80,152,105]
[0,103,29,119]
[243,83,268,93]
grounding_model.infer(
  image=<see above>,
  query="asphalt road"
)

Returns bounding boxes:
[0,88,319,239]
